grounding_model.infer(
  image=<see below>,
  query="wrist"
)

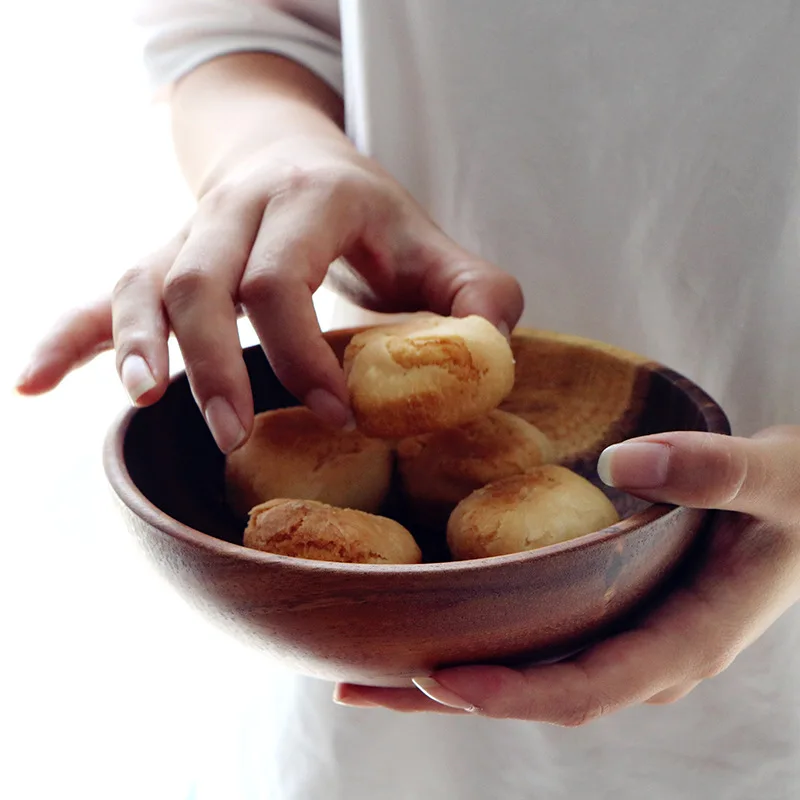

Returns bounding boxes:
[171,52,347,198]
[196,129,357,199]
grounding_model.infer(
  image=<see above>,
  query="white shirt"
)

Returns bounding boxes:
[135,2,800,798]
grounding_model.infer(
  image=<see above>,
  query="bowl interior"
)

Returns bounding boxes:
[123,328,729,559]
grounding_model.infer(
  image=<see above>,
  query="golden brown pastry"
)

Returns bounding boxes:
[225,407,393,518]
[396,410,554,528]
[343,314,515,438]
[447,465,620,560]
[244,498,422,564]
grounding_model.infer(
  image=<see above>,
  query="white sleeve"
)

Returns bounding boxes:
[132,0,342,96]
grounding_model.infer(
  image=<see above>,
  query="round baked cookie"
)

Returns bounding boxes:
[447,465,620,560]
[396,410,554,528]
[343,314,515,438]
[225,407,393,518]
[244,498,422,564]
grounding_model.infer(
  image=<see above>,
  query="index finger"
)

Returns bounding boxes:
[333,612,700,721]
[238,198,360,427]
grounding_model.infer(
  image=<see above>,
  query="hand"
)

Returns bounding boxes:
[334,426,800,722]
[15,135,523,452]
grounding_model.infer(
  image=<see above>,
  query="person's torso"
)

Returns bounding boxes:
[336,0,800,437]
[196,3,800,798]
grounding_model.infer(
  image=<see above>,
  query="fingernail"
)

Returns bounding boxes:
[598,442,671,489]
[305,388,351,429]
[204,396,246,454]
[332,685,378,707]
[343,410,358,432]
[497,321,511,340]
[333,696,378,708]
[412,677,477,712]
[332,692,378,708]
[120,355,157,404]
[15,364,33,390]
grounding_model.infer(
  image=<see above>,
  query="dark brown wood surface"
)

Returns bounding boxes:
[103,328,730,686]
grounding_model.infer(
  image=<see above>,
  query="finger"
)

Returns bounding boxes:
[402,633,693,724]
[597,428,800,521]
[112,236,186,406]
[410,513,800,723]
[440,259,524,335]
[339,518,800,722]
[337,602,709,721]
[332,210,524,334]
[163,204,263,453]
[645,682,700,705]
[15,296,114,395]
[239,196,359,427]
[402,627,694,724]
[403,221,525,331]
[333,684,471,714]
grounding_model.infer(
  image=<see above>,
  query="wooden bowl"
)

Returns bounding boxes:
[103,327,730,687]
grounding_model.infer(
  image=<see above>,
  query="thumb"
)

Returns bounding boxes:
[597,428,800,522]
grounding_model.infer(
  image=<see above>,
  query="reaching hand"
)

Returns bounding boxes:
[334,427,800,722]
[16,135,522,452]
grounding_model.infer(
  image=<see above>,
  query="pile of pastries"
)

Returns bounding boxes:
[226,314,620,564]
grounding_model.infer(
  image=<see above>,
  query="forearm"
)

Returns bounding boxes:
[170,52,346,196]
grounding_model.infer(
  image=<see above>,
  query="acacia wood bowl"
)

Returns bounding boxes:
[104,327,730,687]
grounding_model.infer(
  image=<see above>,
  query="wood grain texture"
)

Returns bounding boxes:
[103,327,730,686]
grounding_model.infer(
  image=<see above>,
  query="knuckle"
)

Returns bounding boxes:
[112,265,149,300]
[717,443,753,508]
[200,180,246,215]
[114,332,152,367]
[185,356,242,403]
[499,271,525,304]
[184,353,220,382]
[272,162,377,208]
[114,330,150,353]
[270,163,317,197]
[646,686,692,706]
[322,166,371,198]
[317,172,356,208]
[163,267,211,311]
[697,648,738,681]
[754,424,800,444]
[558,697,608,728]
[646,695,677,706]
[239,268,285,304]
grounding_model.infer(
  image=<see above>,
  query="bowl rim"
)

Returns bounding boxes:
[103,327,730,576]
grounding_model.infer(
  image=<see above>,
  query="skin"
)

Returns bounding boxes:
[16,54,800,723]
[15,53,522,452]
[336,428,800,720]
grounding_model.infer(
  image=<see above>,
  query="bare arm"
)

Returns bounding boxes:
[18,52,522,454]
[170,52,346,196]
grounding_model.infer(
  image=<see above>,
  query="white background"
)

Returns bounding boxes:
[1,4,333,798]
